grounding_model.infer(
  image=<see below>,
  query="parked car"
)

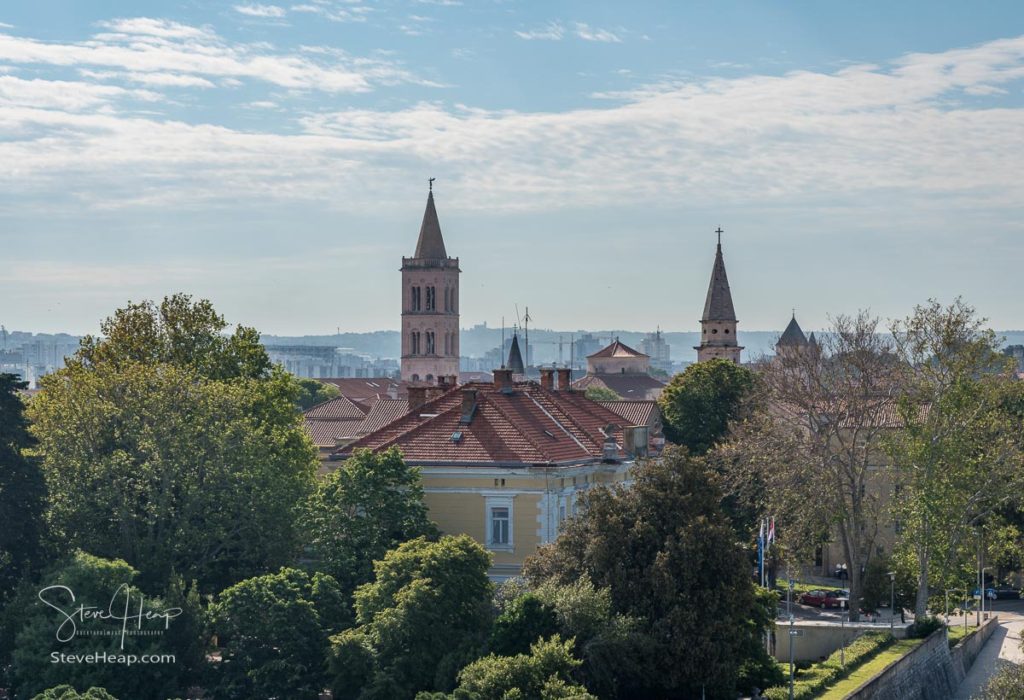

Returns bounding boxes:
[798,590,845,609]
[993,585,1022,600]
[971,587,997,600]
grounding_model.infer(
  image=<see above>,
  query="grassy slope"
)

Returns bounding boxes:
[816,638,925,699]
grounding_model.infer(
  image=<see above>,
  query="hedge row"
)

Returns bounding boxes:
[763,632,894,700]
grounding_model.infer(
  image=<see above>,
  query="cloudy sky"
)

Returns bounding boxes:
[1,1,1023,336]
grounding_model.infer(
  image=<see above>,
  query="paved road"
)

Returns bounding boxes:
[953,599,1024,699]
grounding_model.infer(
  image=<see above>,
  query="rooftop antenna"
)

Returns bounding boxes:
[522,306,532,371]
[501,316,505,368]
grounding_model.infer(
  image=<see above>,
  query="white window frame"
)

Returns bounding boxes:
[484,495,514,552]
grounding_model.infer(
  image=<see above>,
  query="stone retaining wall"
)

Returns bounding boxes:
[845,616,1000,699]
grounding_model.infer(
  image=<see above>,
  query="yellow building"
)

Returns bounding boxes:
[335,368,643,579]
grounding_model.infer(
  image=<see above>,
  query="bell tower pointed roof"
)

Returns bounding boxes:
[701,235,736,322]
[413,188,448,260]
[507,332,525,374]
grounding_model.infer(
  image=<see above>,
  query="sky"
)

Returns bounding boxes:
[1,1,1023,336]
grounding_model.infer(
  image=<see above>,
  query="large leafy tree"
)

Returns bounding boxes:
[657,358,757,454]
[0,373,46,599]
[328,535,493,700]
[8,551,200,700]
[28,296,319,590]
[887,299,1024,617]
[417,636,596,700]
[523,447,778,699]
[303,448,437,597]
[296,378,341,411]
[211,567,348,700]
[713,311,899,620]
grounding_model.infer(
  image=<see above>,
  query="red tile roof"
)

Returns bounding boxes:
[304,396,369,448]
[305,396,367,420]
[315,377,405,409]
[356,398,409,436]
[336,382,631,467]
[597,400,660,429]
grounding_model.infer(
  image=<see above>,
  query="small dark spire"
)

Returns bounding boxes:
[778,315,808,347]
[507,332,525,374]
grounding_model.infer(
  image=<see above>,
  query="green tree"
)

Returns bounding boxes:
[583,386,621,401]
[8,551,194,700]
[657,358,757,454]
[523,447,776,699]
[888,299,1024,617]
[211,567,347,700]
[328,535,493,700]
[418,636,596,700]
[296,377,342,410]
[32,686,119,700]
[73,293,270,381]
[489,593,560,656]
[0,373,46,599]
[29,297,319,591]
[303,448,437,597]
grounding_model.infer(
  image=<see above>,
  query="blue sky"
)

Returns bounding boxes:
[1,1,1023,336]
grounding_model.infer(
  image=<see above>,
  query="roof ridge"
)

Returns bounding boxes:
[481,390,552,461]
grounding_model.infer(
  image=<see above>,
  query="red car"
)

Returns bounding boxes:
[798,590,844,609]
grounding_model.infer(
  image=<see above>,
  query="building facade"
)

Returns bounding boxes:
[401,187,461,383]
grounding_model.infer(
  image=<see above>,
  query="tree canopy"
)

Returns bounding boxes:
[296,377,342,411]
[211,567,348,700]
[28,296,319,591]
[523,447,778,699]
[657,358,757,454]
[303,447,437,597]
[329,535,494,700]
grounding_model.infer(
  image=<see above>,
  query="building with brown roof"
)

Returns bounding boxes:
[571,338,667,400]
[303,395,369,459]
[335,368,646,579]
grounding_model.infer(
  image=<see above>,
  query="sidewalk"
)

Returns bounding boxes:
[953,610,1024,699]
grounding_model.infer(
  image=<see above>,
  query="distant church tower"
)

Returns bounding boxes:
[695,229,743,363]
[401,183,460,383]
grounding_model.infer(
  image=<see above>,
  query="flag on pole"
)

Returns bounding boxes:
[767,517,776,552]
[758,519,765,587]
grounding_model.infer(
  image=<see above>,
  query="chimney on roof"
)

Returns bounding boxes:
[386,384,399,400]
[408,386,428,413]
[602,434,620,462]
[556,368,572,391]
[425,385,445,403]
[460,388,478,424]
[623,426,649,458]
[539,367,555,390]
[493,368,514,394]
[437,375,449,388]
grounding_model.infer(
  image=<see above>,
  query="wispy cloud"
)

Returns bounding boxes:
[0,18,428,93]
[234,4,287,18]
[574,23,621,43]
[515,22,564,41]
[2,34,1024,219]
[289,1,371,23]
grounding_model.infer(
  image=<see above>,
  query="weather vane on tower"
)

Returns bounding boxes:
[429,177,436,192]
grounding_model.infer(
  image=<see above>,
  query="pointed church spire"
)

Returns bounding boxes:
[414,185,448,259]
[701,232,736,322]
[778,315,808,347]
[507,332,525,375]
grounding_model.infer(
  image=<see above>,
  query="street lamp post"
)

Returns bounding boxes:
[788,615,795,700]
[888,571,896,634]
[840,611,847,669]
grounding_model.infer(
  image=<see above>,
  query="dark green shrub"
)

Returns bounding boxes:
[762,633,893,700]
[909,615,943,639]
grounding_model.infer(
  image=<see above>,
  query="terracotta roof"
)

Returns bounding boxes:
[587,338,648,360]
[597,400,660,428]
[305,396,367,420]
[702,241,737,322]
[460,371,494,383]
[305,417,365,448]
[413,190,448,259]
[573,373,666,400]
[356,398,409,436]
[315,377,404,409]
[337,382,630,467]
[778,315,808,347]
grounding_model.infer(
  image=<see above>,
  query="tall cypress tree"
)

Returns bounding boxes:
[0,373,46,598]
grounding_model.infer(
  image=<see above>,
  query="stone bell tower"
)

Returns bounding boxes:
[400,182,460,383]
[695,228,743,363]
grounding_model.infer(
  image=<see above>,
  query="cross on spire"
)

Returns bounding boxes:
[715,227,723,245]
